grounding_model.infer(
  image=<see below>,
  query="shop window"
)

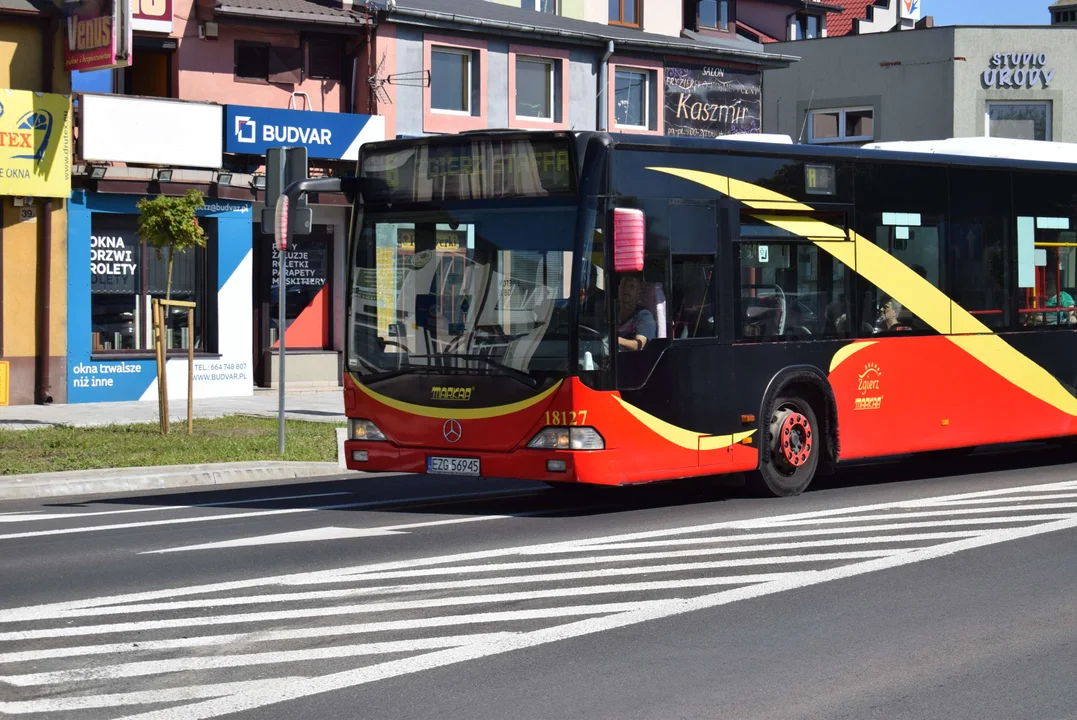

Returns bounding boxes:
[431,47,474,114]
[609,0,641,26]
[808,107,873,144]
[90,218,210,354]
[520,0,558,12]
[270,230,332,350]
[234,42,303,84]
[671,255,715,338]
[735,241,852,342]
[986,102,1052,142]
[307,37,342,81]
[614,69,649,129]
[515,57,555,121]
[949,169,1013,331]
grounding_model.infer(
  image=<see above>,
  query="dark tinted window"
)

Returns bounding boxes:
[949,169,1013,331]
[235,43,269,81]
[671,255,715,338]
[669,198,716,254]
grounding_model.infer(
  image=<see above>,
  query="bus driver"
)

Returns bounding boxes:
[617,273,656,352]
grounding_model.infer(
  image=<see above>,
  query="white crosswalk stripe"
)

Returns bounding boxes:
[3,479,1077,719]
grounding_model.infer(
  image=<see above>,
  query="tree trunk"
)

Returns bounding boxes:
[166,251,174,302]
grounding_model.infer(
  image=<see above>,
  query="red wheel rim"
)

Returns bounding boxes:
[779,412,813,468]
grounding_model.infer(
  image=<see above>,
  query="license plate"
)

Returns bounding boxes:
[427,456,481,476]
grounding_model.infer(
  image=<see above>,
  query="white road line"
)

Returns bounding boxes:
[0,489,543,541]
[11,550,899,622]
[543,530,985,554]
[106,514,1077,720]
[746,503,1077,527]
[923,492,1077,506]
[0,634,515,686]
[340,534,982,580]
[0,602,668,664]
[0,491,355,523]
[4,481,1077,625]
[141,506,599,555]
[0,575,794,642]
[0,679,303,714]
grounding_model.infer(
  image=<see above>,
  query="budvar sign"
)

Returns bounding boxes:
[224,105,385,161]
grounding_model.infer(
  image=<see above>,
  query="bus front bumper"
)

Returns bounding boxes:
[343,441,621,485]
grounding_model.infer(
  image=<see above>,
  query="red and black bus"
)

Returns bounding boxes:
[340,130,1077,496]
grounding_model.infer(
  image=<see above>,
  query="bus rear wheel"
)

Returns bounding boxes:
[754,395,820,498]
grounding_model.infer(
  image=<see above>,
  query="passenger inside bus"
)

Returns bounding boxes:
[617,273,657,351]
[874,295,911,333]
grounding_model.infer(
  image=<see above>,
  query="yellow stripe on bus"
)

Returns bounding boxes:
[351,375,563,420]
[614,395,757,450]
[647,166,1077,418]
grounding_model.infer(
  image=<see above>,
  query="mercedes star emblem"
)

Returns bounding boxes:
[443,419,462,443]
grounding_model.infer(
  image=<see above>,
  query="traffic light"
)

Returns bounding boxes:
[261,146,312,235]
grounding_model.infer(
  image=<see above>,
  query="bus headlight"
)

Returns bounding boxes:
[349,418,386,441]
[527,427,605,450]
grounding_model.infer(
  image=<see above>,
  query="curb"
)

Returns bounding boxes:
[0,461,350,501]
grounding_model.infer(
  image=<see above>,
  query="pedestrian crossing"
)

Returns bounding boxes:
[3,479,1077,719]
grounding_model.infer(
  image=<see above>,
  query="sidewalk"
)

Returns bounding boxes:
[0,389,346,431]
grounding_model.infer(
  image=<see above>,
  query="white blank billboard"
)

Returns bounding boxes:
[80,94,223,169]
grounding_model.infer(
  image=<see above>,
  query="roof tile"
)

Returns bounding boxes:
[826,0,878,36]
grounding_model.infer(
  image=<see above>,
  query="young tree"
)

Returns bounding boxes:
[136,189,208,301]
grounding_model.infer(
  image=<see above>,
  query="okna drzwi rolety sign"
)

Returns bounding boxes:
[664,62,762,138]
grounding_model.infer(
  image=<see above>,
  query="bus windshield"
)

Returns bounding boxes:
[348,204,577,388]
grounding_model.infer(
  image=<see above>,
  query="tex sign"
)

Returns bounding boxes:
[0,89,71,198]
[223,105,385,161]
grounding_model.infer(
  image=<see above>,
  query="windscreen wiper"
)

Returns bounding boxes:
[408,354,539,388]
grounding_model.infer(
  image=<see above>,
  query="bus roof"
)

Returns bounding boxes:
[603,132,1077,175]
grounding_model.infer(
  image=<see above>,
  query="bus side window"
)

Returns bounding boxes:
[735,242,851,342]
[671,255,715,338]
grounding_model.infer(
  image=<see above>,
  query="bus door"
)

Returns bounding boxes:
[613,198,730,469]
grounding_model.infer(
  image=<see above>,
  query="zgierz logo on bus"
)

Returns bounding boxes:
[855,362,883,411]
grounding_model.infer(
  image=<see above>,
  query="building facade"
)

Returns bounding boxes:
[0,0,71,406]
[763,26,1076,146]
[377,0,795,141]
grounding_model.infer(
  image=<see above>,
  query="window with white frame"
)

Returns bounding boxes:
[808,107,874,144]
[986,101,1052,142]
[615,68,649,129]
[521,0,558,12]
[516,56,555,120]
[431,47,473,113]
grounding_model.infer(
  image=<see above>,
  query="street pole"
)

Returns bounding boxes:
[275,195,290,457]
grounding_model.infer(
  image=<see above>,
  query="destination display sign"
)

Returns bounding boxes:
[360,137,576,203]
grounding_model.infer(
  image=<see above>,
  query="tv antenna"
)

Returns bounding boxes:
[369,51,429,105]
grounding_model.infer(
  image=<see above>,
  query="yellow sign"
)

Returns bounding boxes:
[431,386,473,402]
[0,361,8,406]
[0,90,71,198]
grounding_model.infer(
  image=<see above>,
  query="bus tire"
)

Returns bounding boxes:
[754,394,820,497]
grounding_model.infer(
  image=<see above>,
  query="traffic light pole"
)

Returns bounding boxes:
[273,177,347,456]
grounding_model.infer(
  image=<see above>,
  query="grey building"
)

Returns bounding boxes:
[762,25,1077,145]
[372,0,797,141]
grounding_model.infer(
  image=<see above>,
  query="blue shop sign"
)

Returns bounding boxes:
[224,105,384,160]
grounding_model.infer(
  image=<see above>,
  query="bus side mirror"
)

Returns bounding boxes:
[613,208,645,273]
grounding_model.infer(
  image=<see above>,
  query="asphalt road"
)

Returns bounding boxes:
[3,447,1077,720]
